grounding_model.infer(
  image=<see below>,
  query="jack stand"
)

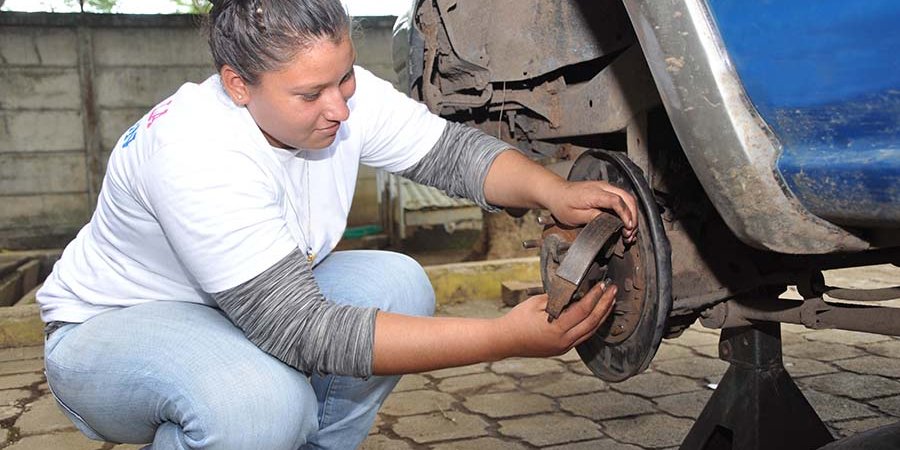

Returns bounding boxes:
[679,322,834,450]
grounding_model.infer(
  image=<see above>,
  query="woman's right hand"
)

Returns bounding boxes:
[371,279,617,375]
[496,282,617,358]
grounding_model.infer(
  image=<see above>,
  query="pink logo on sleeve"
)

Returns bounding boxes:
[146,99,174,128]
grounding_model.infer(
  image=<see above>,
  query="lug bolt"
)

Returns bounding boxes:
[537,215,556,226]
[522,239,542,249]
[525,287,545,296]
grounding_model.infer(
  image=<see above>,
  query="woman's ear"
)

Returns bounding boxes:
[220,65,250,105]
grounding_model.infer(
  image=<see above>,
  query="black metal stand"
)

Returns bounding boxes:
[679,322,834,450]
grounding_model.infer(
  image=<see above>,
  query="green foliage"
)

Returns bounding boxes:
[64,0,118,13]
[60,0,212,14]
[173,0,212,14]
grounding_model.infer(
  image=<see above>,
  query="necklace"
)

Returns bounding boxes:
[302,155,315,263]
[279,150,316,263]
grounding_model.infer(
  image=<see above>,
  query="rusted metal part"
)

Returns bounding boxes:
[541,213,623,320]
[416,2,444,112]
[476,46,660,143]
[540,226,580,319]
[414,0,661,155]
[520,46,660,140]
[536,215,556,226]
[700,296,900,336]
[522,239,542,249]
[535,150,672,381]
[626,113,652,187]
[432,0,634,83]
[555,215,623,286]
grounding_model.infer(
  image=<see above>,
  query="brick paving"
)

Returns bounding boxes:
[0,267,896,449]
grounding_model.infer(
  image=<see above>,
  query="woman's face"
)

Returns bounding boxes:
[244,32,357,150]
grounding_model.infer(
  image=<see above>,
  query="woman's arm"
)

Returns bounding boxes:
[398,122,639,240]
[484,149,639,241]
[372,281,616,375]
[215,247,616,377]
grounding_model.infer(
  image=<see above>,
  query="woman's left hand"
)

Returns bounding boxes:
[546,180,639,243]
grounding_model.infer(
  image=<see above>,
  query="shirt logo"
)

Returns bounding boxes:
[146,99,174,128]
[122,122,139,149]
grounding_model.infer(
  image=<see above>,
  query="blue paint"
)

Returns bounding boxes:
[707,0,900,226]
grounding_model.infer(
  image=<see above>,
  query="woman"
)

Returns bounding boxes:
[37,0,638,448]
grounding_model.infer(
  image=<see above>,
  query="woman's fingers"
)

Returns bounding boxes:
[587,183,638,244]
[567,284,617,345]
[556,282,615,334]
[597,183,639,229]
[585,190,632,228]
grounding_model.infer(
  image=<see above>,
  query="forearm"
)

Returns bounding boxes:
[212,248,377,377]
[398,122,509,211]
[373,281,620,375]
[483,149,566,209]
[371,312,511,375]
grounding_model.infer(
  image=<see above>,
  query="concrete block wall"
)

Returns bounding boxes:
[0,13,397,249]
[348,17,397,227]
[0,20,88,250]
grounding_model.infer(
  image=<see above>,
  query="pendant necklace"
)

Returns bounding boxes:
[302,155,316,263]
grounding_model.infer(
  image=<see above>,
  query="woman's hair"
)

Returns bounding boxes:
[207,0,350,85]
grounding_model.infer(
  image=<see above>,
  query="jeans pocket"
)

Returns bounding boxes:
[45,377,109,442]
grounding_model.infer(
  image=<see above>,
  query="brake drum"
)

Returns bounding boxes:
[540,150,672,382]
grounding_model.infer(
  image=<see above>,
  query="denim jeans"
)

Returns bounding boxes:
[43,250,435,450]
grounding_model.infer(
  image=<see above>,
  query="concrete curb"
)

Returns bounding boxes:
[425,257,541,306]
[0,304,43,349]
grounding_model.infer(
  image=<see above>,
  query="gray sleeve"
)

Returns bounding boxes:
[211,248,377,378]
[398,121,511,212]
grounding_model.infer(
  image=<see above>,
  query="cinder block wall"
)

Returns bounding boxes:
[0,13,397,250]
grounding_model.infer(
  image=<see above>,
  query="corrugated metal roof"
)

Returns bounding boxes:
[401,178,475,211]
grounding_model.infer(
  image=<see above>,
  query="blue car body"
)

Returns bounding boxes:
[709,0,900,227]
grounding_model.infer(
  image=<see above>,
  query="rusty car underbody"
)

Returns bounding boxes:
[396,0,900,447]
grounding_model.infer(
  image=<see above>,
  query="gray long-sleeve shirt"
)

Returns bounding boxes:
[211,122,510,377]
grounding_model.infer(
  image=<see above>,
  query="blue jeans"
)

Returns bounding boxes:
[43,250,435,450]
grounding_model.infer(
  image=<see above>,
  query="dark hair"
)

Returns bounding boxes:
[207,0,350,85]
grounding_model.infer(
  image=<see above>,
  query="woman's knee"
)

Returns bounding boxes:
[179,372,319,450]
[316,250,435,317]
[379,252,435,317]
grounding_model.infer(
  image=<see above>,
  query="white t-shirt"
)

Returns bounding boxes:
[37,67,447,323]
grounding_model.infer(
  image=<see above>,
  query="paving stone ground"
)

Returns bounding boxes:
[0,266,897,449]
